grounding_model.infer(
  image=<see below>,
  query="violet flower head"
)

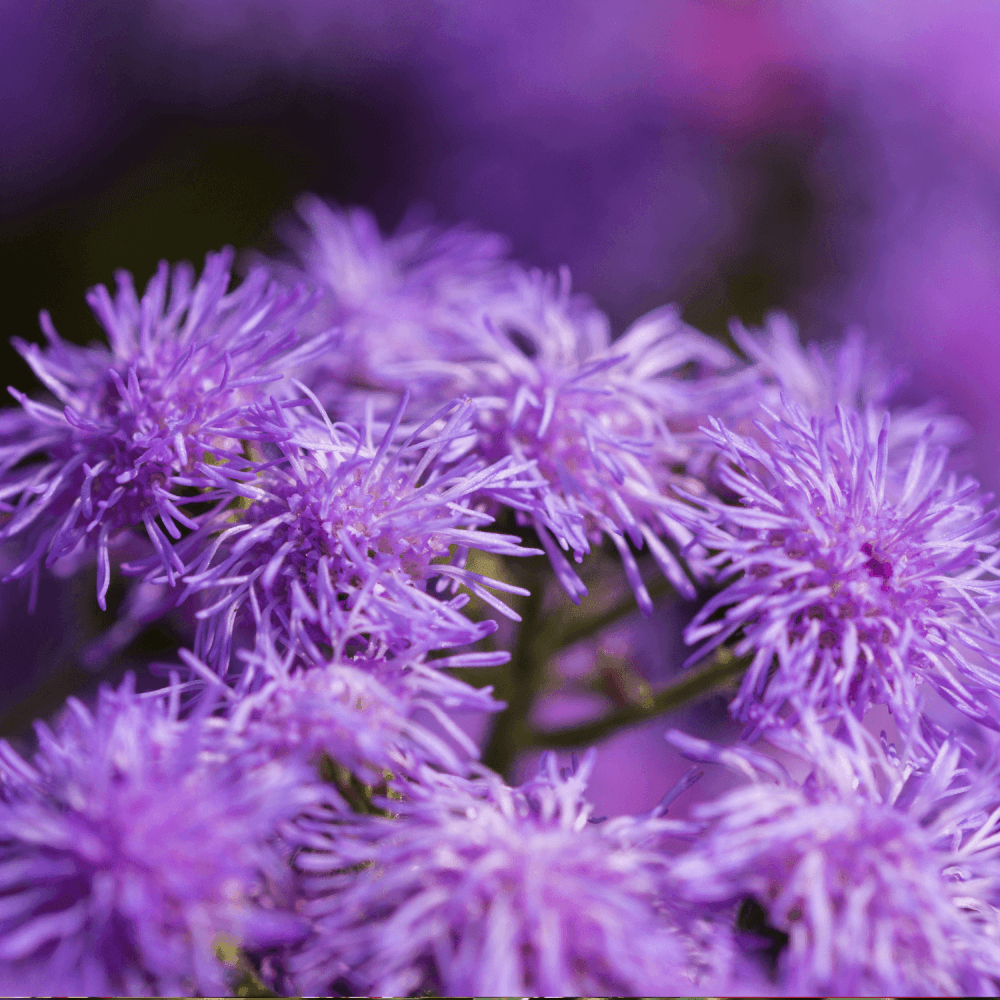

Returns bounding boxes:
[162,389,542,670]
[665,717,1000,996]
[681,396,1000,734]
[1,250,330,608]
[731,312,970,456]
[287,749,722,998]
[196,631,506,786]
[0,675,323,998]
[270,195,514,404]
[455,273,742,609]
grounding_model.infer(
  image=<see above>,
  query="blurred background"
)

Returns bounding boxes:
[3,0,1000,812]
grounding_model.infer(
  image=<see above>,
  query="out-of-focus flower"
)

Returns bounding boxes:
[0,250,331,609]
[269,195,514,406]
[665,716,1000,996]
[680,395,1000,735]
[150,390,541,670]
[193,629,507,784]
[285,748,750,998]
[730,312,970,459]
[0,675,324,998]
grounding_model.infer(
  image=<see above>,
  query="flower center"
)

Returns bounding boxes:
[861,541,893,587]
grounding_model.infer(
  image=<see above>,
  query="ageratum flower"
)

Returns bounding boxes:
[273,200,746,612]
[665,717,1000,996]
[730,312,969,457]
[152,389,542,670]
[0,250,330,608]
[0,675,325,998]
[454,271,741,610]
[286,750,746,998]
[267,195,514,406]
[187,629,507,785]
[681,397,1000,734]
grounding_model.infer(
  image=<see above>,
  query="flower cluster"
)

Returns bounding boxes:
[3,199,1000,996]
[666,716,1000,996]
[679,396,1000,736]
[286,750,745,998]
[281,198,747,609]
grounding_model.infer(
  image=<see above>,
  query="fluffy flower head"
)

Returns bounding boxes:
[731,312,969,456]
[459,278,736,609]
[271,195,514,398]
[0,676,322,997]
[682,398,1000,733]
[287,750,712,998]
[161,390,541,669]
[666,718,1000,996]
[2,250,329,607]
[196,632,506,786]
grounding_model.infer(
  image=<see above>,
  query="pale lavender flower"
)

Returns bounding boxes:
[286,749,742,998]
[730,312,970,458]
[0,675,324,998]
[665,715,1000,996]
[1,250,331,608]
[681,396,1000,734]
[147,390,542,670]
[185,630,507,784]
[266,195,515,406]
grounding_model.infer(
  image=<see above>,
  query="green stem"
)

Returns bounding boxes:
[523,648,749,750]
[551,573,676,652]
[480,565,548,780]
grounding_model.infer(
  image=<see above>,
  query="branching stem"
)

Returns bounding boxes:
[523,647,749,749]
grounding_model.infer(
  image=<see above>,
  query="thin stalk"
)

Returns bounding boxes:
[480,562,548,780]
[524,648,749,750]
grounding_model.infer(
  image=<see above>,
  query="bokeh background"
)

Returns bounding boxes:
[4,0,1000,815]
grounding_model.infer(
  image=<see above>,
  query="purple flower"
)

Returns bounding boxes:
[730,312,970,458]
[665,716,1000,996]
[680,396,1000,735]
[187,631,507,784]
[454,274,738,610]
[0,675,324,997]
[150,390,542,670]
[272,200,745,609]
[267,195,515,406]
[285,749,741,998]
[1,249,331,608]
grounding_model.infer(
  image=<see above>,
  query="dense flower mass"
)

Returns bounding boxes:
[200,631,507,784]
[274,200,750,610]
[286,749,749,998]
[7,193,1000,997]
[152,391,541,670]
[0,251,332,608]
[666,718,1000,996]
[0,676,324,997]
[680,395,1000,735]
